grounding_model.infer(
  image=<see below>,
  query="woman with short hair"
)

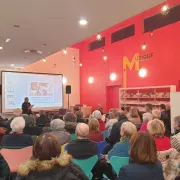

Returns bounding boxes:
[15,133,88,180]
[147,119,171,151]
[92,110,106,131]
[118,132,164,180]
[152,109,161,119]
[140,112,153,132]
[88,118,103,142]
[50,119,71,145]
[1,117,33,148]
[108,121,137,159]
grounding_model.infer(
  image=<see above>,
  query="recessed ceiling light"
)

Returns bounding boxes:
[42,59,46,62]
[24,50,30,53]
[96,33,102,41]
[80,63,82,67]
[79,19,88,26]
[5,38,11,43]
[13,25,20,28]
[103,55,107,61]
[10,64,15,67]
[37,50,43,54]
[0,46,3,50]
[141,43,147,50]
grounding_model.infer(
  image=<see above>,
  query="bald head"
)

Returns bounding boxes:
[75,123,89,139]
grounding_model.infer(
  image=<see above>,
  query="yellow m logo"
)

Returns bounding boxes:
[123,53,139,88]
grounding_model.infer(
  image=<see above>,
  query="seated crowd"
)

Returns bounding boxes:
[0,103,180,180]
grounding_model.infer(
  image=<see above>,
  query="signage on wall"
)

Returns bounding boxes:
[122,52,153,88]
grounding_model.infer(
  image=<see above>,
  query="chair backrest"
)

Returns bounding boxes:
[110,156,129,175]
[102,130,108,140]
[96,141,107,157]
[1,146,33,172]
[71,134,77,140]
[73,155,98,179]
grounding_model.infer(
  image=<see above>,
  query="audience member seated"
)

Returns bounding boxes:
[171,116,180,152]
[6,108,22,132]
[145,103,153,113]
[63,112,77,134]
[36,110,49,126]
[140,113,153,132]
[118,132,164,180]
[148,119,180,179]
[108,121,137,159]
[76,111,84,123]
[108,111,128,145]
[15,133,88,180]
[50,119,71,146]
[160,104,171,136]
[105,108,119,130]
[67,123,97,159]
[152,109,161,119]
[1,117,33,148]
[129,108,141,125]
[92,110,106,131]
[88,118,103,142]
[23,115,42,136]
[147,119,171,151]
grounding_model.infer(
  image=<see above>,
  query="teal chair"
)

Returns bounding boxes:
[102,130,108,140]
[110,156,129,175]
[71,134,76,140]
[72,155,98,180]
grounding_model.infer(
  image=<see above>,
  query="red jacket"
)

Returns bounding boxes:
[154,136,171,151]
[98,120,106,131]
[88,132,103,142]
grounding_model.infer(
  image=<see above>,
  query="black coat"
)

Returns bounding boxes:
[1,133,33,148]
[118,160,164,180]
[15,153,88,180]
[36,115,50,126]
[108,115,128,145]
[67,139,97,159]
[160,111,171,135]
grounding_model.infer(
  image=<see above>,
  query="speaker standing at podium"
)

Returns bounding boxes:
[22,97,33,115]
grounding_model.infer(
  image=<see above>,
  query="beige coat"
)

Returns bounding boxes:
[158,148,180,180]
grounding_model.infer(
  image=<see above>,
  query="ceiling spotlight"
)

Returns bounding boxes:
[10,64,15,67]
[79,19,88,26]
[24,50,30,53]
[161,3,169,15]
[63,49,67,54]
[0,46,3,50]
[150,31,154,37]
[96,33,102,41]
[139,68,147,78]
[88,76,94,84]
[63,77,67,85]
[37,50,43,54]
[141,43,147,50]
[103,55,107,61]
[42,59,46,62]
[5,38,11,43]
[110,73,117,81]
[80,63,82,67]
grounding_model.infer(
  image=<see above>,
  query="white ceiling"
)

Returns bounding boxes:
[0,0,164,67]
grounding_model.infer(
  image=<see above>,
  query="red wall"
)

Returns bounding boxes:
[74,0,180,112]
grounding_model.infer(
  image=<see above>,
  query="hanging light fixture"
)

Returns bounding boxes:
[42,58,46,62]
[161,3,169,15]
[103,55,107,61]
[79,63,82,67]
[63,49,67,54]
[139,68,147,78]
[96,33,102,41]
[88,76,94,84]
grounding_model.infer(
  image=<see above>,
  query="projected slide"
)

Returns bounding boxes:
[2,71,63,113]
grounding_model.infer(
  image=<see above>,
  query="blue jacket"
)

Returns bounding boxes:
[108,138,130,159]
[117,160,164,180]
